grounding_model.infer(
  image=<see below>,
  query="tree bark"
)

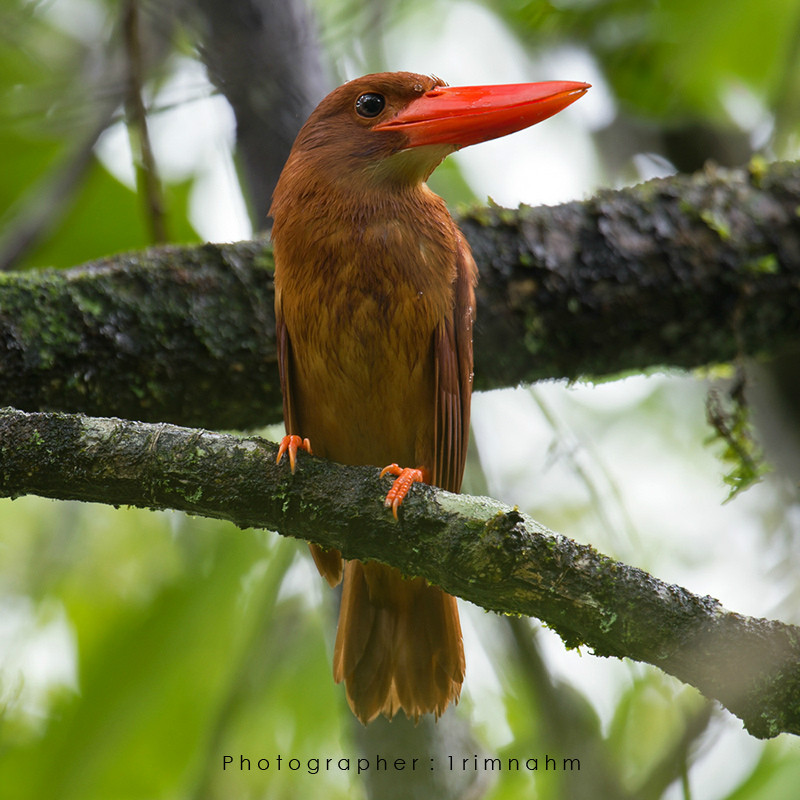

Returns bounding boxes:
[0,239,280,430]
[1,160,799,430]
[1,406,798,740]
[186,0,330,222]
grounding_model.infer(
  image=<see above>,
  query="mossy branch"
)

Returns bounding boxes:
[1,406,798,740]
[1,160,799,430]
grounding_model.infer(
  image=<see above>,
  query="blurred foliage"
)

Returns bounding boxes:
[487,0,800,120]
[1,0,800,799]
[0,499,350,799]
[0,0,199,271]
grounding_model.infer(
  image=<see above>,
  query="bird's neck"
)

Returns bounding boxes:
[272,159,455,261]
[271,160,459,301]
[275,155,439,214]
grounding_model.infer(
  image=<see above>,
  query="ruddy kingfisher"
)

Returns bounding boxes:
[271,71,589,724]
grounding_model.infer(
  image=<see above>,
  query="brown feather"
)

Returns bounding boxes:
[271,72,476,723]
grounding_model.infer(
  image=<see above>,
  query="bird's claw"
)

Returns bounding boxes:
[276,434,312,473]
[380,464,428,519]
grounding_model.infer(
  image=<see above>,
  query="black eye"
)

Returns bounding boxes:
[355,93,385,118]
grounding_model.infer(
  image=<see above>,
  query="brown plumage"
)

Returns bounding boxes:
[271,71,588,723]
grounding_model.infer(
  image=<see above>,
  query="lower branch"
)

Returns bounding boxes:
[1,406,798,739]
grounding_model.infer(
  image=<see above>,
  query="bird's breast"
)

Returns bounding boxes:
[276,216,457,466]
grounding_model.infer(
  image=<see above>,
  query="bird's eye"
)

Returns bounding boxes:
[355,93,386,118]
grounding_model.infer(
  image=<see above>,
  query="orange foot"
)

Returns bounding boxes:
[379,464,431,519]
[276,434,312,473]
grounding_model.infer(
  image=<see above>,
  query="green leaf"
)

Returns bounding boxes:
[17,160,200,271]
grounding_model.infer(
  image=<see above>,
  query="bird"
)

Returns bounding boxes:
[270,71,589,724]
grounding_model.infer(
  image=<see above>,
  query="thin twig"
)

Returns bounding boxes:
[122,0,168,244]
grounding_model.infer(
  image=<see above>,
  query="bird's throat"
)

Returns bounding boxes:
[364,143,456,187]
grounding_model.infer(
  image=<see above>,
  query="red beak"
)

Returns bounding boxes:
[374,81,590,149]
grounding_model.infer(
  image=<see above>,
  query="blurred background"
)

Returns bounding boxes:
[1,0,800,798]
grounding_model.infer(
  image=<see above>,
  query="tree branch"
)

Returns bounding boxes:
[0,240,280,429]
[1,406,798,739]
[186,0,329,221]
[2,160,799,429]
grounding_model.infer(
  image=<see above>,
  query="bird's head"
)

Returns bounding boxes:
[279,71,590,190]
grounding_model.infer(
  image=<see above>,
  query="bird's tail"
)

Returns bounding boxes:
[332,559,464,724]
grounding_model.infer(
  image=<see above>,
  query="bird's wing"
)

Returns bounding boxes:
[432,232,478,494]
[275,288,300,437]
[276,286,344,586]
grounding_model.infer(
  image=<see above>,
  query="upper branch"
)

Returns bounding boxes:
[1,406,797,739]
[1,160,799,429]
